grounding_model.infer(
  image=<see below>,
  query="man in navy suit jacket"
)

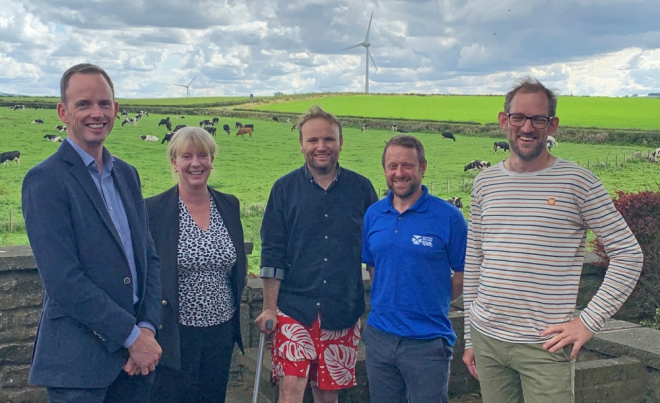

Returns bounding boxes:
[22,63,162,403]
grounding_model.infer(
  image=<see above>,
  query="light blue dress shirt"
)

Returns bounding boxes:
[67,138,155,347]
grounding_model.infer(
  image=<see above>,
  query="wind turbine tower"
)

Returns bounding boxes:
[341,11,377,94]
[174,76,196,97]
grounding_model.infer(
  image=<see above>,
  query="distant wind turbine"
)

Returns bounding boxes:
[341,11,377,94]
[174,76,195,97]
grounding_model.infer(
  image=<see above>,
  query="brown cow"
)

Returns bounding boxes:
[236,127,253,138]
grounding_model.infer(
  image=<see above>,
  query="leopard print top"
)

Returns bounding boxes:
[177,195,237,327]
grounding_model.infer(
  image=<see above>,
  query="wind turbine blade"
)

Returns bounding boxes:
[341,42,364,51]
[174,84,187,87]
[188,76,196,86]
[368,50,378,70]
[365,11,373,42]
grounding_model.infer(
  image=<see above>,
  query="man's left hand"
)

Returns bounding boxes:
[540,317,594,360]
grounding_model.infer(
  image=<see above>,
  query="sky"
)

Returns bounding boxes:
[1,0,660,98]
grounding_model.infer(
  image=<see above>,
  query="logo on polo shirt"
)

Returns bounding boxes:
[412,235,433,247]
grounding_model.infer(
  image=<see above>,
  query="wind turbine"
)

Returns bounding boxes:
[174,76,195,97]
[341,11,377,94]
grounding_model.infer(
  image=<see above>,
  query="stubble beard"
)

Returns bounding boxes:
[510,137,546,162]
[388,178,420,200]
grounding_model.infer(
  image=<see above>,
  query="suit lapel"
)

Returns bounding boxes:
[61,142,124,252]
[211,189,242,256]
[156,186,181,312]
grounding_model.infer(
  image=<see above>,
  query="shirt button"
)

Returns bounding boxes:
[324,214,328,218]
[324,258,327,261]
[398,217,402,220]
[323,280,327,284]
[395,230,398,233]
[158,325,163,330]
[317,302,321,307]
[162,300,168,305]
[325,236,328,239]
[124,277,131,284]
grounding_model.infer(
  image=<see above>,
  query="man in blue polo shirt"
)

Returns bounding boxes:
[361,134,467,403]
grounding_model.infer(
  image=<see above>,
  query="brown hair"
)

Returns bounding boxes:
[382,134,426,167]
[504,76,558,117]
[297,105,342,142]
[60,63,115,105]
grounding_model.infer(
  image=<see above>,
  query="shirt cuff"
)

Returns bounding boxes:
[138,321,157,335]
[123,325,141,348]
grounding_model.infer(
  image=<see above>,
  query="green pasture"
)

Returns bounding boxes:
[1,107,659,273]
[0,95,256,108]
[252,94,660,130]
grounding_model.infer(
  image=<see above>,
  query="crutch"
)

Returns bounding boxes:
[252,319,273,403]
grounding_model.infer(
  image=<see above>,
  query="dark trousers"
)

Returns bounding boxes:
[47,369,154,403]
[363,323,453,403]
[151,320,235,403]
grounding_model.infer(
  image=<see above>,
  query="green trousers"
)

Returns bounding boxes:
[471,327,575,403]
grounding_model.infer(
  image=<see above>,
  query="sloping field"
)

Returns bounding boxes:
[0,96,255,108]
[251,95,660,130]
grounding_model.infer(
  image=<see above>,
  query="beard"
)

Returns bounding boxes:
[387,177,421,199]
[510,138,546,162]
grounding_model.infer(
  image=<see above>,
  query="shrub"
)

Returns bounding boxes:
[590,189,660,319]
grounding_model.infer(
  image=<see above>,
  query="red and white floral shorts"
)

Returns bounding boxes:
[271,310,361,390]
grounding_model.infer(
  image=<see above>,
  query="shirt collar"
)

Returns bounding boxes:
[302,162,342,183]
[67,137,114,172]
[380,185,430,213]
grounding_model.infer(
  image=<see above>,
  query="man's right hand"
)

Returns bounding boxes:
[127,328,162,376]
[255,308,278,334]
[462,347,479,380]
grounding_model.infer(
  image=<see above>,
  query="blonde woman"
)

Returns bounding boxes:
[146,127,246,403]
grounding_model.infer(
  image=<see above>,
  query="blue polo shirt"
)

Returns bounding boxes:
[361,186,467,345]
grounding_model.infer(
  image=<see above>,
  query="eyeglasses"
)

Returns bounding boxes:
[506,113,554,129]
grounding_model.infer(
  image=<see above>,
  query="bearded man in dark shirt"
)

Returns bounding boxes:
[256,106,378,403]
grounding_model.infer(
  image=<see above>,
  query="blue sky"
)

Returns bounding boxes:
[1,0,659,98]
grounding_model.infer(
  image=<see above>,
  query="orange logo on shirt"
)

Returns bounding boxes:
[547,198,557,205]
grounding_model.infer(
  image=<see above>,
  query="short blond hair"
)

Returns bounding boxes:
[167,127,217,160]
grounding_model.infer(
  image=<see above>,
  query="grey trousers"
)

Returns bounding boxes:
[363,323,453,403]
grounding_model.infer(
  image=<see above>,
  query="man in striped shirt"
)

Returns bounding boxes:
[462,77,643,403]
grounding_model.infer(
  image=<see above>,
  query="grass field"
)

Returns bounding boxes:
[252,94,660,130]
[1,96,256,108]
[2,107,659,273]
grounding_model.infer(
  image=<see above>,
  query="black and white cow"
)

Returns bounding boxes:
[34,105,43,110]
[546,135,558,151]
[285,118,291,124]
[442,131,456,141]
[272,116,279,122]
[140,135,158,142]
[44,134,60,141]
[235,122,243,129]
[464,160,490,171]
[0,150,20,167]
[174,124,187,132]
[361,123,367,132]
[212,117,219,124]
[161,132,174,144]
[652,148,660,162]
[199,119,213,127]
[158,117,172,131]
[175,116,185,119]
[31,119,44,124]
[13,104,25,111]
[222,124,231,135]
[244,124,254,131]
[56,125,67,132]
[397,129,409,133]
[446,197,463,210]
[391,124,398,131]
[122,118,137,127]
[494,141,510,152]
[204,126,217,136]
[47,136,63,142]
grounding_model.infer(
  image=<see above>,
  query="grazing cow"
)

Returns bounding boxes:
[43,134,59,141]
[236,127,253,138]
[285,118,291,124]
[34,105,43,110]
[291,123,298,131]
[235,122,243,129]
[139,135,159,142]
[212,117,219,124]
[391,124,398,131]
[13,104,25,111]
[31,119,44,124]
[652,148,660,162]
[361,123,367,132]
[135,112,144,120]
[244,124,254,131]
[158,117,170,126]
[174,124,186,132]
[494,141,510,152]
[56,125,67,132]
[175,116,185,119]
[546,135,558,151]
[222,124,231,135]
[442,131,456,141]
[161,132,174,144]
[122,117,137,127]
[205,126,217,136]
[464,160,489,171]
[397,129,409,133]
[272,116,279,122]
[0,150,20,167]
[447,197,463,210]
[48,136,63,143]
[199,119,213,127]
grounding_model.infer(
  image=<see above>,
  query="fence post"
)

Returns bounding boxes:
[587,159,590,169]
[9,208,13,232]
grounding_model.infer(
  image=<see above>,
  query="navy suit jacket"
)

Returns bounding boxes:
[22,140,162,388]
